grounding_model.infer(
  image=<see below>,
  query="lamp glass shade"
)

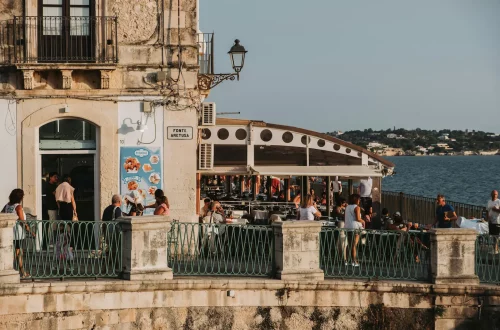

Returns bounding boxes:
[228,39,247,73]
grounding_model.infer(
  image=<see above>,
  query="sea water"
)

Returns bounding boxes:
[382,156,500,206]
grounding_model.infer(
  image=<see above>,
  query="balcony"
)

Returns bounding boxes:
[0,16,118,66]
[197,32,213,75]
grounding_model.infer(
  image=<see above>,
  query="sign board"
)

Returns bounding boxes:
[167,126,193,140]
[120,146,162,215]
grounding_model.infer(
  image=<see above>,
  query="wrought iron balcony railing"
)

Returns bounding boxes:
[0,16,118,65]
[197,32,214,75]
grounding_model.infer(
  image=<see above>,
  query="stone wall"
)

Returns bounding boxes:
[0,306,436,330]
[1,279,499,330]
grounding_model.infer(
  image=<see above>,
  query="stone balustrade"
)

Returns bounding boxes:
[0,218,490,285]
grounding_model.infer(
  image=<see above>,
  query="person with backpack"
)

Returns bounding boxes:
[99,194,123,255]
[102,195,123,221]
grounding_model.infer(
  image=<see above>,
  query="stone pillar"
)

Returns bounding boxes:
[119,216,173,281]
[0,214,20,283]
[272,221,324,281]
[430,229,478,285]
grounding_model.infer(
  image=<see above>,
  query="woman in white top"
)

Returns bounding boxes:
[55,175,77,221]
[2,189,34,278]
[297,194,321,220]
[344,194,365,266]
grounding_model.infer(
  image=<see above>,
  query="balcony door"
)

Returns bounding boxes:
[38,0,95,62]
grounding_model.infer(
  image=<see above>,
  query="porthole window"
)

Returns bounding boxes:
[301,135,310,145]
[217,128,229,140]
[357,152,362,157]
[202,128,211,140]
[333,144,340,151]
[317,139,325,147]
[282,132,293,143]
[260,129,273,142]
[235,128,247,140]
[346,148,352,154]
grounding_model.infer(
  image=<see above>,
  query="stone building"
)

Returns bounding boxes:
[0,0,203,222]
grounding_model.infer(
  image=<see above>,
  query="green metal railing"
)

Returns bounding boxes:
[167,222,274,277]
[382,191,483,225]
[476,234,500,284]
[13,220,122,279]
[320,227,431,281]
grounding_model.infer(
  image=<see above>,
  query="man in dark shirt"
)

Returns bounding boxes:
[100,195,123,256]
[46,172,59,221]
[435,194,457,228]
[102,195,123,221]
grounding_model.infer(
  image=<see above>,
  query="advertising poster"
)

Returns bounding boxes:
[120,147,162,215]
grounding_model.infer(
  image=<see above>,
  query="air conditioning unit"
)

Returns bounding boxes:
[201,102,216,126]
[198,143,214,170]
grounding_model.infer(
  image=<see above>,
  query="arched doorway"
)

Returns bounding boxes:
[39,118,99,220]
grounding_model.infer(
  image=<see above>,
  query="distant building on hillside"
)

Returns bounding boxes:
[435,143,453,151]
[381,147,405,156]
[438,135,449,141]
[367,142,388,149]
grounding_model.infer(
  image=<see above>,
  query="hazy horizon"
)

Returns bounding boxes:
[200,1,500,134]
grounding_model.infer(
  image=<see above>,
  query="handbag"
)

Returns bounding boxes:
[72,210,78,222]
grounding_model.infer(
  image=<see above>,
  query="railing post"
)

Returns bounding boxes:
[0,214,20,283]
[272,221,324,280]
[119,216,173,280]
[12,16,16,63]
[430,228,478,285]
[399,192,404,217]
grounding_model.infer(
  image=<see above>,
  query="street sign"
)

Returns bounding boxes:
[167,126,193,140]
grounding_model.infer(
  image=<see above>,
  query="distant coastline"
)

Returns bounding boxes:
[327,128,500,157]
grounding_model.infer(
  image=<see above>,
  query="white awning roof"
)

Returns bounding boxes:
[249,166,382,178]
[198,166,249,175]
[198,165,382,178]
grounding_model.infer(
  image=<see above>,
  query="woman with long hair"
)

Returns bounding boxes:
[344,194,365,266]
[154,195,170,216]
[2,189,35,278]
[297,194,321,220]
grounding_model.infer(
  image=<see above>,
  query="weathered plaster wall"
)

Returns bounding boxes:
[0,99,17,201]
[164,106,198,222]
[0,0,22,21]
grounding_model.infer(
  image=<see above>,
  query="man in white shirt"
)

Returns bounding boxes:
[359,177,373,211]
[331,176,342,206]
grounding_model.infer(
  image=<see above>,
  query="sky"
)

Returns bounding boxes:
[200,0,500,134]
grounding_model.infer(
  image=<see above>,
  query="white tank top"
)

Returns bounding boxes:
[344,204,359,229]
[3,203,26,240]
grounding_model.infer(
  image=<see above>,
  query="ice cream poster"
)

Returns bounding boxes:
[120,147,162,215]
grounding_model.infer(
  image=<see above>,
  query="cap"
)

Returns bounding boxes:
[394,211,401,217]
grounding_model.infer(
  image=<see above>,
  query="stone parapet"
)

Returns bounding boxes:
[430,228,479,285]
[119,216,173,281]
[272,221,324,281]
[0,214,19,284]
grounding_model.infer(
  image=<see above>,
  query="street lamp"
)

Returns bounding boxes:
[198,38,248,90]
[228,39,247,76]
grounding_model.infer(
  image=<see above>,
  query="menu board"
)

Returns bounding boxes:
[120,147,162,215]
